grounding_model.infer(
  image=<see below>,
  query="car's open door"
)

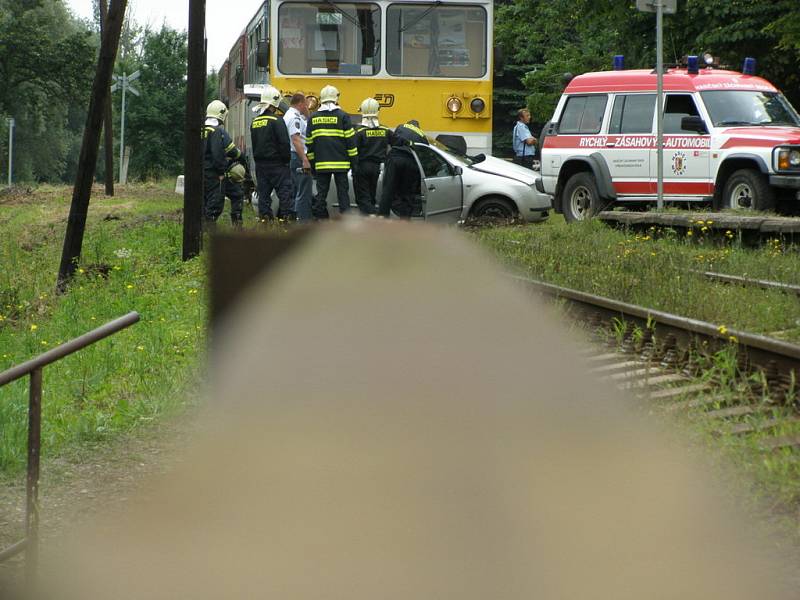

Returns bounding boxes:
[411,145,463,223]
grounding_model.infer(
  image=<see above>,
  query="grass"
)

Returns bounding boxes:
[0,182,207,475]
[476,217,800,341]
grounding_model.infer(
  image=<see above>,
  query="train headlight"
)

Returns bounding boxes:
[446,96,462,114]
[470,97,486,114]
[306,95,320,112]
[776,147,800,171]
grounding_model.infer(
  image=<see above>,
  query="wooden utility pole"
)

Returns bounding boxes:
[183,0,206,261]
[57,0,127,292]
[99,0,114,197]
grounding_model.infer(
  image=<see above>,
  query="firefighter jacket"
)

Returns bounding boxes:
[203,119,242,176]
[394,122,428,146]
[251,110,291,165]
[306,108,358,172]
[354,125,395,164]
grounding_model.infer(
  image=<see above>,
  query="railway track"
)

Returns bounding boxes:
[512,275,800,450]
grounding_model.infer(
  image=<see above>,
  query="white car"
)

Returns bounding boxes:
[256,138,552,223]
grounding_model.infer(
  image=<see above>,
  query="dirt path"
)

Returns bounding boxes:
[0,411,198,587]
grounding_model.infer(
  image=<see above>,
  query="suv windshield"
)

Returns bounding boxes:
[700,91,800,127]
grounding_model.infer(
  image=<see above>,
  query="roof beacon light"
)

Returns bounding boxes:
[613,55,624,71]
[687,55,699,74]
[742,57,756,75]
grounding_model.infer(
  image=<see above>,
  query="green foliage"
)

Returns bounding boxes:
[125,26,188,180]
[0,0,95,182]
[476,219,800,341]
[495,0,800,132]
[0,183,205,474]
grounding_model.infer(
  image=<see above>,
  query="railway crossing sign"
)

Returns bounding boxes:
[636,0,676,13]
[111,71,141,183]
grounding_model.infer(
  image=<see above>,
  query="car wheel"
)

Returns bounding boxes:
[472,196,517,220]
[562,172,602,222]
[723,169,775,211]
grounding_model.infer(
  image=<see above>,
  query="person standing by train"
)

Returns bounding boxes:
[202,100,244,228]
[251,86,295,221]
[353,97,394,215]
[283,92,314,222]
[306,85,358,219]
[378,120,427,219]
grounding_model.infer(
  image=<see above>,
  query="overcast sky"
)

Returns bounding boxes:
[65,0,265,71]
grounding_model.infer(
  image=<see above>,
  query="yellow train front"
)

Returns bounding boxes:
[221,0,494,157]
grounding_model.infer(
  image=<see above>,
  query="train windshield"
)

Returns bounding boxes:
[277,2,380,76]
[386,3,487,78]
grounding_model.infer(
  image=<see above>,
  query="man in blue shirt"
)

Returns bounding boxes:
[512,108,537,169]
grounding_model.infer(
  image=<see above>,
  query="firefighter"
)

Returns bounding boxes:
[251,85,295,221]
[378,120,428,219]
[203,100,244,227]
[353,97,394,215]
[306,85,358,219]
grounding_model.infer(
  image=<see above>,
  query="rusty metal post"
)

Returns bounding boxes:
[25,367,42,584]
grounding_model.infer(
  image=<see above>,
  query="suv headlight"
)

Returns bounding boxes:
[775,147,800,171]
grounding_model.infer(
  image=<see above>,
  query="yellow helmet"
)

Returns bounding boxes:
[227,163,246,183]
[359,97,380,117]
[206,100,228,122]
[320,85,340,104]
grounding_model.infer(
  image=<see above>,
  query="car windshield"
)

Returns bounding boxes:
[427,137,474,165]
[700,91,800,127]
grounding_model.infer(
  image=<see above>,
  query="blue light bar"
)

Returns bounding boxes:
[742,57,756,75]
[613,55,624,71]
[687,55,699,74]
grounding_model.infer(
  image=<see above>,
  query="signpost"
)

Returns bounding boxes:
[7,118,13,187]
[637,0,677,210]
[111,70,140,184]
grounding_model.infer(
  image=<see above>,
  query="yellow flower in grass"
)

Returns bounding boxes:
[717,325,728,335]
[30,324,38,331]
[728,335,738,344]
[686,230,693,237]
[136,345,145,351]
[78,268,85,274]
[126,284,134,289]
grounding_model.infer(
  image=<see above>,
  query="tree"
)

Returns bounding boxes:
[0,0,95,182]
[125,25,188,180]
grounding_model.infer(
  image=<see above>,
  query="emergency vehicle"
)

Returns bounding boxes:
[538,56,800,221]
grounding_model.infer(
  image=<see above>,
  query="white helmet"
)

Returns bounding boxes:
[359,97,380,117]
[206,100,228,122]
[259,85,282,108]
[320,85,340,104]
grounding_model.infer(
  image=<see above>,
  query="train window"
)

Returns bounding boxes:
[277,2,380,76]
[386,4,487,78]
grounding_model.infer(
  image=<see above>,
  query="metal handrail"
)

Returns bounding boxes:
[0,312,140,386]
[0,311,140,583]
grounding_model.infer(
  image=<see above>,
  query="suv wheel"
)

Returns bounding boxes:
[723,169,775,211]
[562,172,601,222]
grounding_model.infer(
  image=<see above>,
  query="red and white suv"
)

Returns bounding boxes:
[538,60,800,221]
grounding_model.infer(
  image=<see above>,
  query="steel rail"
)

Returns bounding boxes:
[510,275,800,373]
[695,270,800,296]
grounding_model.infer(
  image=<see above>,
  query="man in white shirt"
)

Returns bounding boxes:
[283,93,313,221]
[512,108,537,170]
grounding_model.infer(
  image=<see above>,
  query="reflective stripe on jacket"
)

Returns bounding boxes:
[306,108,358,172]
